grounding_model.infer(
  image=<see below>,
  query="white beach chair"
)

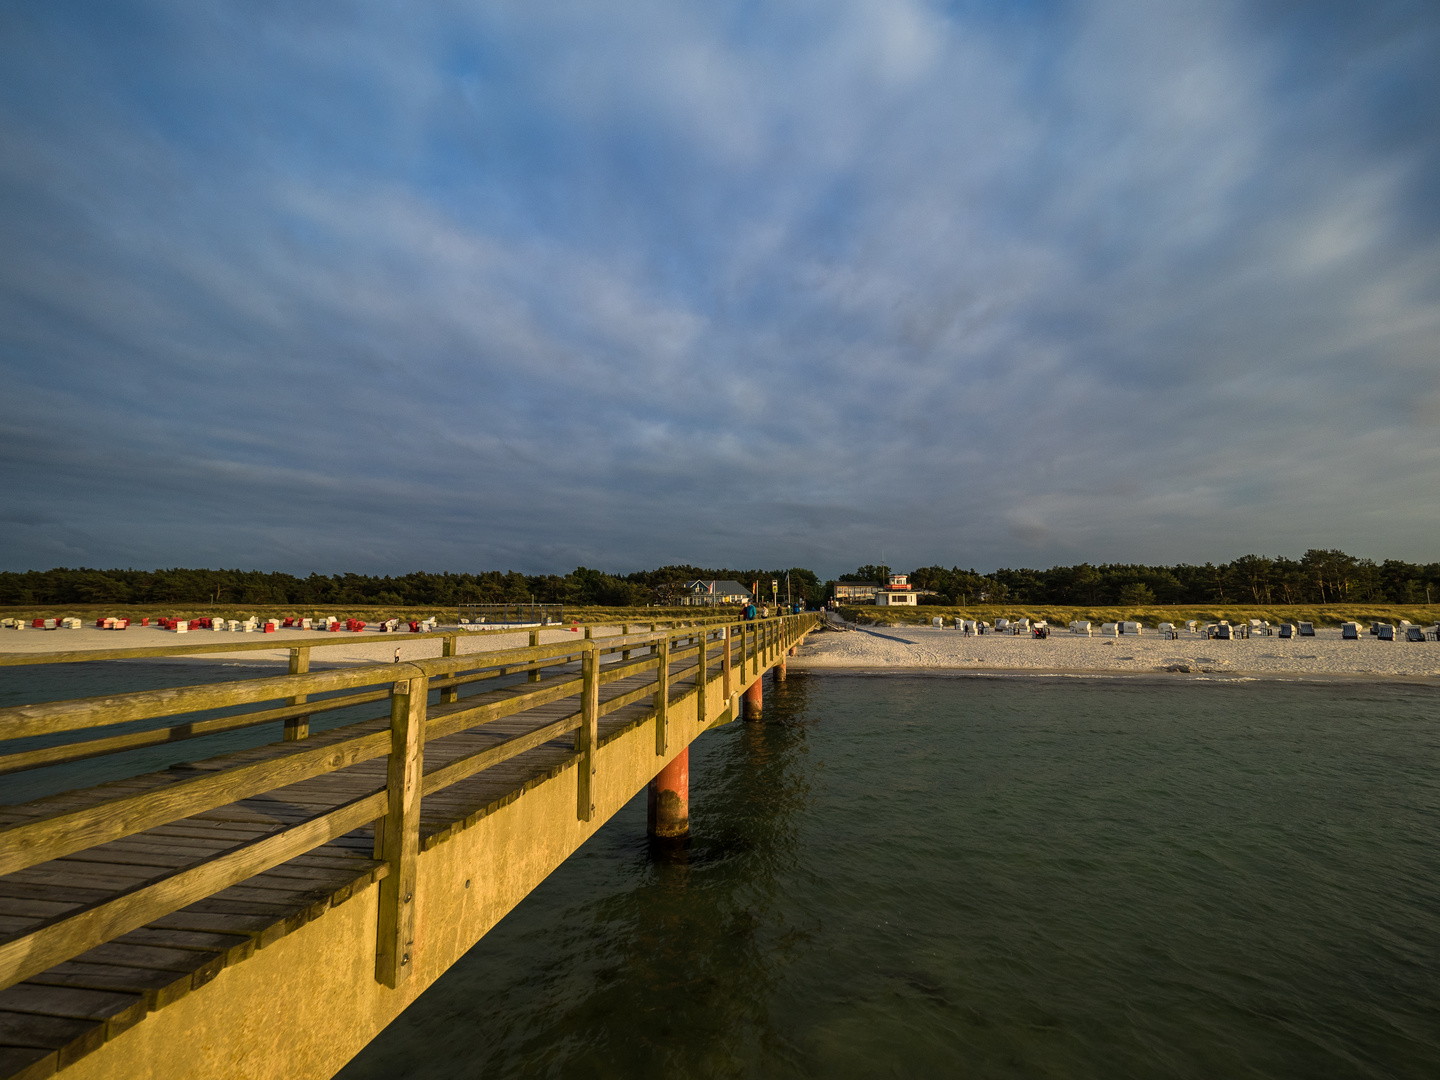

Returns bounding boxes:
[1121,621,1141,635]
[1069,621,1091,635]
[1100,622,1119,636]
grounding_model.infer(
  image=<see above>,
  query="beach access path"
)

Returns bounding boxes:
[795,622,1440,681]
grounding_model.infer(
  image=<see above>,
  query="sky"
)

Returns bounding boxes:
[1,1,1438,579]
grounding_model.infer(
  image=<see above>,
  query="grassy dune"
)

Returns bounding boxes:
[841,604,1440,629]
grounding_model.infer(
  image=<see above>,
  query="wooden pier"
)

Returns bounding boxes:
[0,613,818,1080]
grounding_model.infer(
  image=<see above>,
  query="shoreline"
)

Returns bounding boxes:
[790,622,1440,686]
[787,662,1440,686]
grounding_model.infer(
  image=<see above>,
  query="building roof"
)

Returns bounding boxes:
[685,580,753,597]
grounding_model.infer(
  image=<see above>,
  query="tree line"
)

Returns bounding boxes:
[3,551,1434,610]
[0,565,826,609]
[890,550,1440,606]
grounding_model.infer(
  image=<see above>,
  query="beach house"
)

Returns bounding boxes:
[682,580,754,606]
[874,573,918,607]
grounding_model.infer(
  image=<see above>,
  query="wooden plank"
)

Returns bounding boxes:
[0,1012,102,1070]
[0,791,386,992]
[0,984,145,1040]
[374,677,426,989]
[0,626,534,668]
[0,1045,55,1080]
[0,730,391,877]
[21,960,194,1010]
[423,674,583,742]
[421,715,577,799]
[0,691,388,779]
[0,664,413,740]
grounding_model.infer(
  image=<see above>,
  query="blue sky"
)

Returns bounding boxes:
[2,1,1437,578]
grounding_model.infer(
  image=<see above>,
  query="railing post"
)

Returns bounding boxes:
[375,671,428,989]
[696,629,707,726]
[622,624,631,662]
[528,628,541,683]
[576,642,598,822]
[654,636,670,755]
[722,625,731,700]
[284,647,310,741]
[440,635,459,704]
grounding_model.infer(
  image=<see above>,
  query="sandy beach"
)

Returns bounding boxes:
[5,621,1440,683]
[794,621,1440,682]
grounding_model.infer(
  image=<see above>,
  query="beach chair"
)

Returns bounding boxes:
[1214,623,1232,640]
[994,619,1010,632]
[1121,621,1142,635]
[1280,623,1296,639]
[1013,619,1030,635]
[1340,622,1358,639]
[1405,626,1425,642]
[1185,620,1198,633]
[1298,622,1315,637]
[1377,624,1394,641]
[1069,621,1091,635]
[1100,622,1119,636]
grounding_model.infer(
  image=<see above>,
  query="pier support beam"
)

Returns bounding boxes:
[743,677,762,721]
[647,748,689,839]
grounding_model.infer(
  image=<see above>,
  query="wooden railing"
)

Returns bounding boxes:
[0,613,817,993]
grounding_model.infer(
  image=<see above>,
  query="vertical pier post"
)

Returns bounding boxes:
[375,671,427,988]
[647,747,689,840]
[528,628,541,682]
[654,636,671,755]
[576,642,598,822]
[439,635,459,703]
[285,647,310,740]
[722,625,732,700]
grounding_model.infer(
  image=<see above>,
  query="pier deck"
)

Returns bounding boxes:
[0,614,816,1080]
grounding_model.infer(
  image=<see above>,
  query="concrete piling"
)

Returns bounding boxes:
[647,747,689,839]
[743,677,763,720]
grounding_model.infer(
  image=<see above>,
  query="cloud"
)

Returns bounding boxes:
[1,0,1438,577]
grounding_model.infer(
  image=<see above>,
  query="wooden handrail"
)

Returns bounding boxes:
[0,613,820,994]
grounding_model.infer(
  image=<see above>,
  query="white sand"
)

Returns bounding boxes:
[7,622,1438,682]
[793,623,1440,682]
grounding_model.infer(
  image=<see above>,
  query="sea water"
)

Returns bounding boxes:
[6,665,1437,1076]
[336,672,1440,1079]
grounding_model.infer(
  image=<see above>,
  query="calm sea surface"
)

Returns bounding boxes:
[6,665,1438,1077]
[339,672,1440,1080]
